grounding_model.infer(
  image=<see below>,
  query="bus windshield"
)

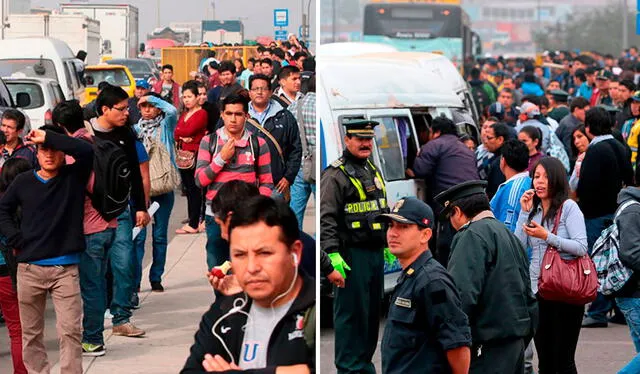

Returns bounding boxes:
[364,4,461,39]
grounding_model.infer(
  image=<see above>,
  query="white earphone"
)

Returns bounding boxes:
[292,253,298,266]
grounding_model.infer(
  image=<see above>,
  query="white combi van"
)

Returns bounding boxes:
[319,50,476,293]
[0,38,86,101]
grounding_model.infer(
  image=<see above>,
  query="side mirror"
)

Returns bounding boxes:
[85,76,95,85]
[16,92,31,108]
[140,43,145,52]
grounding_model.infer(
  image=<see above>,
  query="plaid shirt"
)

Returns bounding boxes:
[288,92,316,148]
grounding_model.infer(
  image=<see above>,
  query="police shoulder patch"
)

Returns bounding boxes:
[331,158,343,168]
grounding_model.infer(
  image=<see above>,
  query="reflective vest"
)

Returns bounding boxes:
[338,159,388,234]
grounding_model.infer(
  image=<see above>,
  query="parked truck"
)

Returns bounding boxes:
[201,20,244,45]
[60,3,139,59]
[5,14,101,65]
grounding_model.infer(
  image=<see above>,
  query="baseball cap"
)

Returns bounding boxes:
[377,197,434,229]
[135,79,150,89]
[519,102,541,118]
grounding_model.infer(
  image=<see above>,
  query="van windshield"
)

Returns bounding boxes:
[0,59,58,81]
[84,69,131,87]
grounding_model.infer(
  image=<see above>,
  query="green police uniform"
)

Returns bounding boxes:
[321,120,388,374]
[548,89,571,123]
[435,181,538,374]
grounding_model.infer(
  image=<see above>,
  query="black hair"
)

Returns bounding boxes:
[272,48,285,60]
[218,61,236,74]
[470,67,481,80]
[222,92,249,113]
[260,58,273,66]
[307,74,316,93]
[431,116,457,136]
[452,193,491,219]
[52,100,84,133]
[523,72,536,83]
[293,52,306,61]
[249,74,272,90]
[248,57,257,64]
[522,95,541,106]
[234,58,245,70]
[519,125,542,151]
[620,79,636,92]
[161,64,173,72]
[40,124,65,135]
[142,92,162,100]
[0,157,32,193]
[570,97,590,113]
[501,139,529,172]
[490,122,511,142]
[95,85,129,116]
[2,109,26,130]
[585,106,612,136]
[570,125,589,158]
[211,181,260,221]
[528,157,569,226]
[278,65,301,81]
[500,87,513,96]
[302,56,315,72]
[228,195,300,247]
[257,46,267,53]
[97,81,111,92]
[574,69,586,82]
[182,80,199,97]
[207,50,216,58]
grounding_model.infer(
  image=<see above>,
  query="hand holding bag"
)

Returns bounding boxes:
[538,204,598,305]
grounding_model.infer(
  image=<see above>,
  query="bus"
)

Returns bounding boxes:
[363,0,481,64]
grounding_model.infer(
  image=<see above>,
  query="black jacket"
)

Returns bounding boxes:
[181,275,315,374]
[577,138,634,219]
[247,100,302,185]
[614,187,640,298]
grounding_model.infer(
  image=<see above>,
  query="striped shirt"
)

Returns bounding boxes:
[490,172,532,233]
[195,127,274,214]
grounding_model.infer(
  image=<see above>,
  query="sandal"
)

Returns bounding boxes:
[176,225,199,234]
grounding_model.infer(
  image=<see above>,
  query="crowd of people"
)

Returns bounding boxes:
[0,36,316,374]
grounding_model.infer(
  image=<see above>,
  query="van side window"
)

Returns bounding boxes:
[62,62,74,96]
[370,116,410,182]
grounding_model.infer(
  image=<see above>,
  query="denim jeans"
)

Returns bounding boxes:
[133,192,175,286]
[290,169,316,231]
[585,215,615,322]
[79,228,115,345]
[205,215,229,271]
[616,297,640,373]
[110,208,135,326]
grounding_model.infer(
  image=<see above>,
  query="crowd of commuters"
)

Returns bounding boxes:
[0,37,316,374]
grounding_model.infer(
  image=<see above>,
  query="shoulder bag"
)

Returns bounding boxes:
[146,128,181,197]
[247,118,290,201]
[175,140,196,169]
[538,204,599,305]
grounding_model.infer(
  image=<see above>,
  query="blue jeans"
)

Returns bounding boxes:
[585,215,615,322]
[205,215,229,271]
[79,228,115,345]
[133,192,175,285]
[110,208,135,326]
[290,169,316,231]
[616,297,640,373]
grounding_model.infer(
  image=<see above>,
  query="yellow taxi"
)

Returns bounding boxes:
[83,64,135,105]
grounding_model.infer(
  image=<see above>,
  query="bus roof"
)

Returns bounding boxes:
[319,54,463,110]
[367,0,461,4]
[318,42,398,57]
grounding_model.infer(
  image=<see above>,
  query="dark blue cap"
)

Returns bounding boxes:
[377,197,434,229]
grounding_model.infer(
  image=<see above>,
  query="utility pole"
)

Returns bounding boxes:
[622,0,629,50]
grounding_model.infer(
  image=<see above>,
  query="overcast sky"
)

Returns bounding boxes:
[31,0,316,41]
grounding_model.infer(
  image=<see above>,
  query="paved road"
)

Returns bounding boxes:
[320,314,636,373]
[0,193,316,373]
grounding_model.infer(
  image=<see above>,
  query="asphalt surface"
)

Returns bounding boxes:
[320,312,637,373]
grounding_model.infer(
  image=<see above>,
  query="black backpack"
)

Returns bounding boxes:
[90,136,131,221]
[471,85,490,114]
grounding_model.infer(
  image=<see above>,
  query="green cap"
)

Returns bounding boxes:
[343,119,379,139]
[433,180,488,220]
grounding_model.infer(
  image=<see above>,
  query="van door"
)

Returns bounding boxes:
[365,109,425,205]
[64,60,85,102]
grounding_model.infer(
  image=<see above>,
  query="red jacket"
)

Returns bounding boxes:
[175,109,208,152]
[152,80,181,108]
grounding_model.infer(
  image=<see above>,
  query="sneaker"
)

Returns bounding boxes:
[151,281,164,292]
[82,343,106,357]
[582,316,608,328]
[609,314,627,325]
[104,309,113,320]
[112,322,145,337]
[131,293,140,309]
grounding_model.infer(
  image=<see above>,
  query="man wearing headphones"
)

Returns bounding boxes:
[181,195,315,373]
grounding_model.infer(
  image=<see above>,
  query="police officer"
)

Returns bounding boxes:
[434,180,537,374]
[377,197,471,374]
[321,119,390,374]
[547,89,571,123]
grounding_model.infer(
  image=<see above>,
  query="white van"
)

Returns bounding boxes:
[0,38,86,102]
[319,51,471,293]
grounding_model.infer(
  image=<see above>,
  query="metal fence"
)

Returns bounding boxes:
[161,46,260,84]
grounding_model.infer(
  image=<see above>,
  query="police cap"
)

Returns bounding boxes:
[344,119,379,139]
[377,197,434,229]
[433,180,488,220]
[550,89,569,102]
[596,69,613,80]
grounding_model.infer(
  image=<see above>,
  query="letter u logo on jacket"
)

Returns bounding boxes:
[242,343,260,363]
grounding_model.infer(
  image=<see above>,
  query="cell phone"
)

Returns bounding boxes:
[526,218,535,228]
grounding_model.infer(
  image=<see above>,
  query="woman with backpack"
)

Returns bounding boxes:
[174,80,208,235]
[515,157,589,374]
[0,158,31,374]
[134,91,178,293]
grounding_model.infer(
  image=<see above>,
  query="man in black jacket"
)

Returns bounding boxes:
[247,74,302,202]
[578,107,634,328]
[182,196,314,373]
